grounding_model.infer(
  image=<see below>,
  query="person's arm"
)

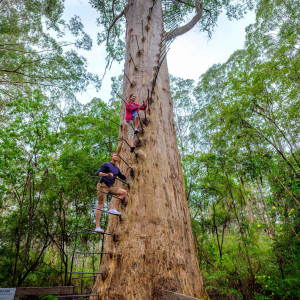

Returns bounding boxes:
[99,172,113,178]
[126,102,139,113]
[118,170,126,180]
[140,97,148,110]
[97,163,113,178]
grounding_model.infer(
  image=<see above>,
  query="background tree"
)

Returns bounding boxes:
[0,88,121,289]
[169,0,299,298]
[0,0,109,292]
[0,0,100,111]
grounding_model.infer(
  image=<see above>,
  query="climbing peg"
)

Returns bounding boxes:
[141,20,146,42]
[123,69,134,87]
[129,53,138,70]
[135,35,142,55]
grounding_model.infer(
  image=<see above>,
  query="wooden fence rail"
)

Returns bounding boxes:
[163,290,202,300]
[15,286,74,296]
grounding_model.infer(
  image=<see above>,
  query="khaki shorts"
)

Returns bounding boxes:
[97,182,120,204]
[126,120,135,140]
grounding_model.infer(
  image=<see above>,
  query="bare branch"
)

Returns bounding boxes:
[106,9,125,58]
[174,0,195,8]
[111,0,120,37]
[112,0,115,18]
[166,0,202,41]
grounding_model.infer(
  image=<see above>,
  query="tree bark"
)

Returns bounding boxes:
[92,1,206,299]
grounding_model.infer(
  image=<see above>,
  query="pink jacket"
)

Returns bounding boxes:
[125,102,147,122]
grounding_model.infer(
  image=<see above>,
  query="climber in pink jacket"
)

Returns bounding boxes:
[125,94,148,152]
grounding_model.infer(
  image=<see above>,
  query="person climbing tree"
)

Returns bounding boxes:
[95,152,130,232]
[125,93,148,152]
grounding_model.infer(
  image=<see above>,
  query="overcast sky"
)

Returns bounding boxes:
[63,1,256,104]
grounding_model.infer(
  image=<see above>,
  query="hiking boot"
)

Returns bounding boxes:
[131,146,135,153]
[134,128,139,134]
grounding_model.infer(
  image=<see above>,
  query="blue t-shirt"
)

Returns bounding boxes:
[131,104,137,120]
[97,162,126,187]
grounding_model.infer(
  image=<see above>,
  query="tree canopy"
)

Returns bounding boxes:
[0,0,100,109]
[89,0,255,66]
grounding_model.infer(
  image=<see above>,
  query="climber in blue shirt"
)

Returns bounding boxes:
[95,153,131,232]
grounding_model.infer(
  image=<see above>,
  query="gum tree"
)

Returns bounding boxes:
[89,0,253,298]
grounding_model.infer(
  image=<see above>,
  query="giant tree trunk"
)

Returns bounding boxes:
[92,1,205,299]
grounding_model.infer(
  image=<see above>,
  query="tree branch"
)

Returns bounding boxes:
[0,43,24,46]
[174,0,195,8]
[106,9,125,58]
[0,80,65,88]
[0,69,63,82]
[0,47,60,54]
[112,0,115,18]
[13,58,44,72]
[252,106,300,167]
[166,0,202,41]
[111,0,120,37]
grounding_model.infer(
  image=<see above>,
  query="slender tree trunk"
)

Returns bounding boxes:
[256,179,273,238]
[239,178,254,224]
[92,1,205,299]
